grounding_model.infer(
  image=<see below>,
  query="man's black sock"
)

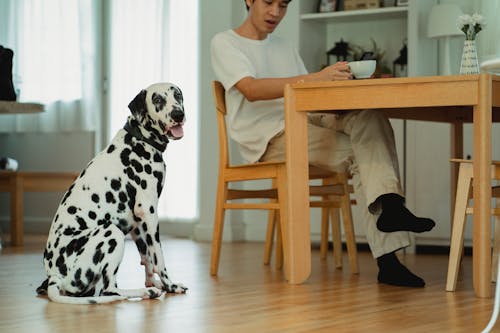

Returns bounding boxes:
[377,252,425,288]
[376,194,436,233]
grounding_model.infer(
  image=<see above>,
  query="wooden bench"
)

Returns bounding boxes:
[0,171,78,246]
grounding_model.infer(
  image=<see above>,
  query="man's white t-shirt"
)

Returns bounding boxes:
[210,29,308,163]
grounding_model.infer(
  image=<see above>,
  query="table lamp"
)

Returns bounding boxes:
[427,4,463,75]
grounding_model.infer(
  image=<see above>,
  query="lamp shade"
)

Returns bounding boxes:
[427,4,463,38]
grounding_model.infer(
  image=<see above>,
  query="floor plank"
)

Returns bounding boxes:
[0,235,498,333]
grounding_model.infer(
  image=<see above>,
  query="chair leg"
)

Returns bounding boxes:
[275,212,283,270]
[320,206,329,260]
[210,180,227,276]
[330,208,343,269]
[492,198,500,282]
[264,209,276,265]
[446,163,472,291]
[339,174,358,274]
[275,165,288,272]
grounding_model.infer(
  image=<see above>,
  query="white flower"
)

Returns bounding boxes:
[457,13,485,40]
[471,13,485,26]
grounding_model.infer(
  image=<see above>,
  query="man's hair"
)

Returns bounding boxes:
[244,0,292,10]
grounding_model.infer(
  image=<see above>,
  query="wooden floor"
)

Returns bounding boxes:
[0,235,499,333]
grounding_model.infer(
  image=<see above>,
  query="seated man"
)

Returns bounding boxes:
[210,0,435,287]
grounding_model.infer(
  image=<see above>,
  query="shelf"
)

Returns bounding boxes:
[300,6,408,23]
[0,101,44,114]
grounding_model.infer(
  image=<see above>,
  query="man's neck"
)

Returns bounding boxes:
[234,21,268,40]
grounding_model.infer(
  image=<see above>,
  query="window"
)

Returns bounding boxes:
[0,0,199,222]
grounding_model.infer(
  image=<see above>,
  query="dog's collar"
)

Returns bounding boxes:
[123,122,167,152]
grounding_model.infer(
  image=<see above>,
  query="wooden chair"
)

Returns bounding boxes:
[0,171,78,246]
[210,80,358,276]
[446,159,500,291]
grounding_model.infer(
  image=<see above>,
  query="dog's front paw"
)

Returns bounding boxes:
[164,282,188,294]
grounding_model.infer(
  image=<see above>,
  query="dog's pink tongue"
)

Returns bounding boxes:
[170,125,184,138]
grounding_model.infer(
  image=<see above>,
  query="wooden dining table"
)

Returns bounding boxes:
[282,74,500,298]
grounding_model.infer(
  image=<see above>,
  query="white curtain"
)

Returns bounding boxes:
[0,0,199,221]
[0,0,99,132]
[478,0,500,62]
[108,0,199,220]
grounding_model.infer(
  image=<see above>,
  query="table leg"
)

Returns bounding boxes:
[10,173,24,246]
[450,122,463,225]
[284,86,311,284]
[473,74,492,298]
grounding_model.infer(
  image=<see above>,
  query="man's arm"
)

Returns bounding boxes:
[235,61,353,102]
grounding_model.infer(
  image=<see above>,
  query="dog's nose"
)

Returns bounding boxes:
[171,108,184,123]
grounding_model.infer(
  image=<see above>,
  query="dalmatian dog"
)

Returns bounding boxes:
[36,82,188,304]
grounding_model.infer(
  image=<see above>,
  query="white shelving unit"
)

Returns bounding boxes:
[277,0,445,246]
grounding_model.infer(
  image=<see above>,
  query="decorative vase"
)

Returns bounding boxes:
[459,40,479,75]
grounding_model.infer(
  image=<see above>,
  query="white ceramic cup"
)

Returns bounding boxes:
[348,60,376,79]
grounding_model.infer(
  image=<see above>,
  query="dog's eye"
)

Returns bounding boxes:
[153,95,162,104]
[174,90,183,104]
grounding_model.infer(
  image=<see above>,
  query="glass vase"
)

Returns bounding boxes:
[459,40,479,75]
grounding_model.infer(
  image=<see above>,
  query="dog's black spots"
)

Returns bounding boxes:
[136,238,147,255]
[119,219,128,227]
[134,228,141,235]
[104,230,112,238]
[67,236,89,257]
[110,178,121,191]
[45,250,54,261]
[105,191,116,204]
[86,269,95,283]
[126,183,137,210]
[153,171,163,197]
[125,167,135,181]
[88,211,97,220]
[120,148,132,167]
[153,153,163,163]
[108,239,117,254]
[117,203,126,212]
[91,193,100,204]
[132,144,151,160]
[149,206,155,214]
[118,191,127,203]
[59,246,67,255]
[36,279,49,295]
[67,206,77,215]
[105,213,111,220]
[76,217,87,230]
[131,159,144,173]
[141,180,147,190]
[146,234,153,246]
[56,255,68,275]
[153,253,158,266]
[155,229,160,243]
[144,164,152,174]
[93,249,105,265]
[107,144,116,154]
[63,227,75,236]
[142,223,148,232]
[54,237,60,249]
[96,241,104,250]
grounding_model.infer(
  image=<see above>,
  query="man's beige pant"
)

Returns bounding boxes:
[260,110,411,258]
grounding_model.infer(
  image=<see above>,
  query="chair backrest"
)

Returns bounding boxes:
[212,81,230,169]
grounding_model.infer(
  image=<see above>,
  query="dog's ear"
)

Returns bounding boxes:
[128,89,148,120]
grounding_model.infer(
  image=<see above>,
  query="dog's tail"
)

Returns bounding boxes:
[46,276,126,305]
